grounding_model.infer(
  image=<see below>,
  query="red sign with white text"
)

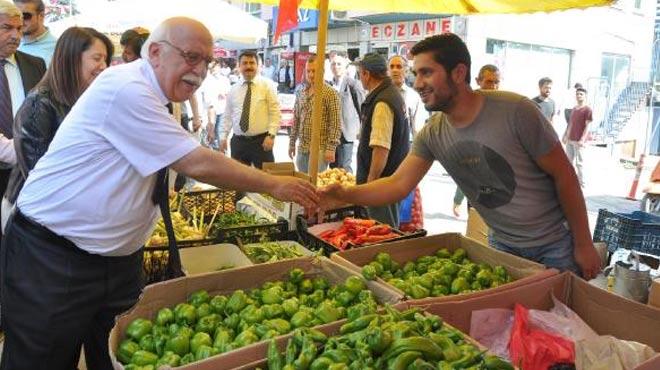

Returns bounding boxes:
[370,17,453,41]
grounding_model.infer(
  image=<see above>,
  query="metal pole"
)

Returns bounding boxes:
[307,0,329,184]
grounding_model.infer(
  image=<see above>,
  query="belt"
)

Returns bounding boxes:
[233,132,269,141]
[13,208,92,256]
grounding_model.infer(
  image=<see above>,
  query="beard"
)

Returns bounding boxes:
[424,78,458,113]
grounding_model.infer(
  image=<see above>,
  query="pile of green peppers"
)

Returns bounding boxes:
[267,306,513,370]
[117,269,379,368]
[361,249,512,299]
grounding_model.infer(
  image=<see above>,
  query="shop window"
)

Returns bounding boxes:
[245,3,261,18]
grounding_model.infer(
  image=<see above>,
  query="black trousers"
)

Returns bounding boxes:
[0,210,144,370]
[230,133,274,169]
[0,168,12,239]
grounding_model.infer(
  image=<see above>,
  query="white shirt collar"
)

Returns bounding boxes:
[139,59,170,106]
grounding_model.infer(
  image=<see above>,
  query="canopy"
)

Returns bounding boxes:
[48,0,268,44]
[256,0,614,14]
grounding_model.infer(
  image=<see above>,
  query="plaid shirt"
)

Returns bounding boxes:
[290,83,341,153]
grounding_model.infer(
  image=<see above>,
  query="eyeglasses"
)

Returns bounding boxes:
[157,40,213,67]
[22,12,35,21]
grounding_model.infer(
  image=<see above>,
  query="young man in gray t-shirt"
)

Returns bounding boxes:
[319,33,602,280]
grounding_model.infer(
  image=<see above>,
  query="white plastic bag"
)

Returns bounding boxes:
[575,335,657,370]
[528,296,598,342]
[469,308,514,359]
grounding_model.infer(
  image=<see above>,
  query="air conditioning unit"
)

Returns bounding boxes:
[330,10,349,21]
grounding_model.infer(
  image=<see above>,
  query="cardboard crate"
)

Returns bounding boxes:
[109,256,403,370]
[331,233,555,304]
[407,272,660,370]
[649,278,660,309]
[179,244,253,276]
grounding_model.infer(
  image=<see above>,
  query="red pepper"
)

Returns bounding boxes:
[343,218,377,228]
[366,225,391,236]
[359,233,400,244]
[319,230,335,239]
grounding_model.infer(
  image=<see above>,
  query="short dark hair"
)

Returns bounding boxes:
[306,54,318,64]
[38,27,114,107]
[14,0,45,13]
[538,77,553,87]
[576,87,587,94]
[574,82,583,89]
[411,33,471,84]
[239,50,258,63]
[120,29,149,58]
[477,64,499,80]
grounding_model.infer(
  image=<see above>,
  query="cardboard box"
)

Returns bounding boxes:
[649,278,660,309]
[246,163,310,230]
[179,244,253,276]
[407,272,660,370]
[109,256,403,370]
[465,207,490,247]
[331,233,555,304]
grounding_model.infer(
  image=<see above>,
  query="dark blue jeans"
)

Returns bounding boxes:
[331,137,354,173]
[489,232,580,275]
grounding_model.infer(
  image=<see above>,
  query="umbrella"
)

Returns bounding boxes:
[255,0,614,182]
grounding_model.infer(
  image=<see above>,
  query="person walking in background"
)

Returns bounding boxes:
[563,87,592,188]
[355,53,410,227]
[119,27,149,63]
[202,61,230,150]
[329,51,363,173]
[278,59,294,93]
[532,77,557,123]
[15,0,56,65]
[222,50,281,169]
[452,63,500,217]
[289,54,340,173]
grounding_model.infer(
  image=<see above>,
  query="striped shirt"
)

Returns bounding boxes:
[290,83,341,153]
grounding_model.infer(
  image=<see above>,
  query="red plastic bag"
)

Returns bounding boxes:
[509,304,575,370]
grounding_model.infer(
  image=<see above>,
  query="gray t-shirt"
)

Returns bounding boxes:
[532,96,555,121]
[413,91,569,247]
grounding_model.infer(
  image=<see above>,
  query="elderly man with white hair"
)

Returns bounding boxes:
[0,17,318,369]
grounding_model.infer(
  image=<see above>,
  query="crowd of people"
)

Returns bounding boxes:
[0,0,601,368]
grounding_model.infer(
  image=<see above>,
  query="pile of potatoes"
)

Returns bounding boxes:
[317,168,356,187]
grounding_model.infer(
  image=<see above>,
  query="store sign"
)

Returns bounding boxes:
[271,8,319,31]
[370,18,453,41]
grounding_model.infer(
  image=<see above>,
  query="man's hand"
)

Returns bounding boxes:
[271,176,320,214]
[317,183,348,219]
[288,147,296,159]
[262,135,275,151]
[192,116,202,132]
[220,139,228,153]
[573,242,602,280]
[206,123,216,143]
[324,150,335,164]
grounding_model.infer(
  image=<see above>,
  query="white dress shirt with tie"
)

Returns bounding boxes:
[222,76,281,139]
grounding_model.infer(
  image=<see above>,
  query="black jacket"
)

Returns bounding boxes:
[5,86,70,203]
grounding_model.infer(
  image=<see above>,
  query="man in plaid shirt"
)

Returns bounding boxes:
[289,54,341,173]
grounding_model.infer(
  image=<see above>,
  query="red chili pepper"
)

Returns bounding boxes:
[343,218,377,228]
[366,224,391,236]
[319,229,335,239]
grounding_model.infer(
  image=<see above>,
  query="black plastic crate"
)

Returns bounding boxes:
[178,188,238,221]
[593,209,660,256]
[215,218,289,244]
[296,206,427,255]
[142,238,217,285]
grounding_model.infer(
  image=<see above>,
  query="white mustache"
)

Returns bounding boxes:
[182,74,202,87]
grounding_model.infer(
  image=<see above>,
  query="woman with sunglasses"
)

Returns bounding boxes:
[2,27,113,231]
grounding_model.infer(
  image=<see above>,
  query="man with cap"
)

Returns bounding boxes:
[355,53,410,227]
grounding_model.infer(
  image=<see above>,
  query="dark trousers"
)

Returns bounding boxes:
[0,168,11,239]
[0,210,144,370]
[230,133,274,169]
[330,135,354,173]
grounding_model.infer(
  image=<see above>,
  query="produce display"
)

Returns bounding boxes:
[116,269,381,368]
[360,249,512,299]
[266,306,513,370]
[317,168,356,187]
[181,189,237,215]
[146,211,207,247]
[318,218,402,250]
[243,242,309,264]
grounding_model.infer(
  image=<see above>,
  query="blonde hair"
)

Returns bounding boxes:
[0,0,22,18]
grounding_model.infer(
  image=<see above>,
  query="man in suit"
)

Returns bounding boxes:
[0,0,46,236]
[329,51,364,173]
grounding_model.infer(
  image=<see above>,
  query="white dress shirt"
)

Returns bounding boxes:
[4,54,25,118]
[222,76,281,139]
[17,59,200,256]
[400,84,429,135]
[0,134,15,164]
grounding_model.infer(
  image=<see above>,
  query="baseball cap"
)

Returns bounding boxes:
[358,53,387,74]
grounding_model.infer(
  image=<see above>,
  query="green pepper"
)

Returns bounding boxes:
[346,303,374,322]
[213,329,233,352]
[471,281,483,290]
[195,344,219,361]
[450,248,467,263]
[289,268,305,284]
[126,318,153,341]
[225,290,249,314]
[285,338,298,365]
[268,339,284,370]
[293,336,316,370]
[306,328,328,343]
[263,304,285,319]
[344,276,366,295]
[290,310,313,328]
[195,313,220,335]
[151,325,167,338]
[431,285,449,297]
[335,291,355,307]
[382,337,443,361]
[190,332,213,354]
[155,308,174,326]
[309,290,326,306]
[156,351,181,367]
[450,277,470,294]
[429,333,461,362]
[196,302,212,318]
[264,318,292,334]
[224,313,240,330]
[366,327,392,354]
[372,252,392,271]
[180,353,195,365]
[436,274,453,288]
[310,356,333,370]
[457,269,474,283]
[262,286,285,305]
[209,295,228,314]
[166,323,180,337]
[234,329,259,347]
[408,284,430,299]
[130,350,158,366]
[117,339,140,364]
[138,334,155,353]
[484,355,514,370]
[188,290,210,307]
[299,279,315,294]
[314,302,342,324]
[175,325,194,339]
[174,304,196,326]
[339,314,376,334]
[386,350,421,370]
[282,298,300,317]
[240,305,265,324]
[262,329,280,339]
[407,358,435,370]
[153,334,167,356]
[475,270,493,287]
[417,274,434,290]
[311,276,329,291]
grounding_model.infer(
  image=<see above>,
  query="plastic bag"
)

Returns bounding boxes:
[575,335,657,370]
[529,295,598,342]
[470,308,514,359]
[509,303,575,370]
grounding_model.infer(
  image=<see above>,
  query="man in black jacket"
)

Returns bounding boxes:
[0,1,46,235]
[355,53,409,227]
